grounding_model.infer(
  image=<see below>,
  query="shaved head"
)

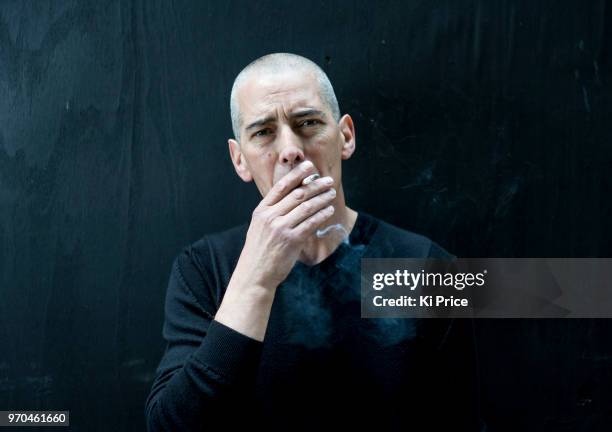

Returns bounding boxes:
[230,53,341,141]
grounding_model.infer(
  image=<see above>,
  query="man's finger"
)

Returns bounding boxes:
[281,187,336,228]
[271,176,334,217]
[261,160,316,207]
[293,204,336,238]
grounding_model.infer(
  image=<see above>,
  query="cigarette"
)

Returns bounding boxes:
[302,173,320,186]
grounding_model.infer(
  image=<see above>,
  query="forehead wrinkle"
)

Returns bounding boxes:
[237,72,328,133]
[230,54,341,140]
[244,98,324,125]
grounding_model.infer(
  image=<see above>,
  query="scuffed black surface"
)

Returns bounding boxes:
[0,1,611,430]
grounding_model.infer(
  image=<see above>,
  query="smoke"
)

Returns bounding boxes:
[278,238,417,349]
[316,223,350,245]
[279,266,334,349]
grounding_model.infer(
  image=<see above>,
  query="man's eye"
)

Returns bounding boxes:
[300,119,320,127]
[253,128,272,138]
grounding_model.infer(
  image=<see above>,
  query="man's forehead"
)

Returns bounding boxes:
[237,70,326,120]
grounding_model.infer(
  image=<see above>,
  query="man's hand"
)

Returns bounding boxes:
[238,160,336,288]
[214,160,336,340]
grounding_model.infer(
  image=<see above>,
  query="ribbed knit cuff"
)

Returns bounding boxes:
[193,320,263,382]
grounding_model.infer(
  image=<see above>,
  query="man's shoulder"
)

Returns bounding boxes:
[180,223,249,278]
[362,212,453,259]
[190,223,248,257]
[169,223,248,312]
[172,223,248,282]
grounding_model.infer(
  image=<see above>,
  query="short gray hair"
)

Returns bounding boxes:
[230,53,341,141]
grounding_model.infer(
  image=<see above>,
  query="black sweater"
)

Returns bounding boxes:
[145,212,481,431]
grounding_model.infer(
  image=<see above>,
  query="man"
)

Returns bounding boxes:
[145,53,481,431]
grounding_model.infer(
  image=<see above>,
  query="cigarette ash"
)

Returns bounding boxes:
[301,173,321,185]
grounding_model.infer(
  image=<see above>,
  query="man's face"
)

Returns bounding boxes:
[229,69,355,198]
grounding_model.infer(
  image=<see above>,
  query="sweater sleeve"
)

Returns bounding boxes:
[144,245,263,431]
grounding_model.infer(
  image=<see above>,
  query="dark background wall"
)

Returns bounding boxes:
[1,0,611,430]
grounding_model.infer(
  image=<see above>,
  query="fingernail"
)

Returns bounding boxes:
[329,188,336,197]
[301,160,313,170]
[322,176,334,185]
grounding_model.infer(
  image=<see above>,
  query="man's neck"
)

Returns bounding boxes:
[297,205,358,266]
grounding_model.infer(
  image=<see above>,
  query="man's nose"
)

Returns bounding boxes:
[277,127,305,168]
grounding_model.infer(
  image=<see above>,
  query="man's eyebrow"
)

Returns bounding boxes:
[245,116,276,131]
[244,109,326,131]
[290,109,325,119]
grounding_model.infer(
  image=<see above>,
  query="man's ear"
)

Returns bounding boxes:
[338,114,356,160]
[228,138,253,182]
